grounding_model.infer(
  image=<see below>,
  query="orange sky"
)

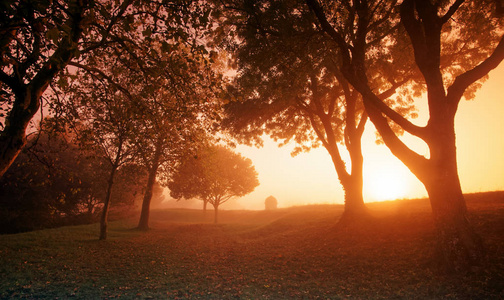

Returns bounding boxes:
[229,63,504,210]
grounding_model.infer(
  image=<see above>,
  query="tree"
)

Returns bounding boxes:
[0,121,142,233]
[305,0,504,270]
[132,50,223,231]
[61,57,141,240]
[168,144,259,223]
[215,0,417,223]
[0,0,212,178]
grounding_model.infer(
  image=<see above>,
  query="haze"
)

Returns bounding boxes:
[162,63,504,211]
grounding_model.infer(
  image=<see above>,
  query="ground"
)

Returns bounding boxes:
[0,192,503,299]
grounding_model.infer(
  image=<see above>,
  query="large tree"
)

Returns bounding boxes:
[0,0,211,178]
[305,0,504,270]
[134,77,220,230]
[215,0,417,223]
[168,144,259,223]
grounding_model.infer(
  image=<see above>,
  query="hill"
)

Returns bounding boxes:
[1,191,503,299]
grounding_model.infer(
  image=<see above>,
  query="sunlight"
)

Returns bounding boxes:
[366,166,409,202]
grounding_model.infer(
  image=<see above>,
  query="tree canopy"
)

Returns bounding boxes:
[168,144,259,223]
[0,0,214,178]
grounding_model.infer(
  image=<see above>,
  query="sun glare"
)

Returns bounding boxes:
[366,167,409,202]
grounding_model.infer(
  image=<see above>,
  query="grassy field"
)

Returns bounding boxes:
[1,192,503,299]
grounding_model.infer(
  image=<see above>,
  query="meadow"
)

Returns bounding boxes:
[1,192,503,299]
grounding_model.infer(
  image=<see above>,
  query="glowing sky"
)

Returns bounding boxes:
[231,64,504,210]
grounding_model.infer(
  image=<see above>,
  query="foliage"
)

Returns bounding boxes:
[168,144,259,221]
[0,125,143,233]
[0,0,215,177]
[0,192,503,298]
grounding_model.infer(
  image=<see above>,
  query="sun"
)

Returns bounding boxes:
[365,166,409,202]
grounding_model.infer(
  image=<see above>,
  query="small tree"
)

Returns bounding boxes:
[168,144,259,223]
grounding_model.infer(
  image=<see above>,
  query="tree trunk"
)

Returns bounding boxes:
[100,139,124,240]
[203,199,208,213]
[339,175,369,225]
[0,131,27,179]
[422,128,484,271]
[0,2,85,179]
[100,166,117,240]
[339,121,370,224]
[425,177,484,271]
[0,89,41,179]
[213,204,219,224]
[137,139,163,230]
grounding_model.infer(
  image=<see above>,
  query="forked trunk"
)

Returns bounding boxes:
[335,125,370,225]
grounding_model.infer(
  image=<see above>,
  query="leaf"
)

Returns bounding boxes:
[46,27,60,44]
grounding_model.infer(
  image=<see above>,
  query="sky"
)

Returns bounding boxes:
[163,63,504,211]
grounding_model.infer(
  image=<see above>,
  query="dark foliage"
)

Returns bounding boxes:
[0,128,144,234]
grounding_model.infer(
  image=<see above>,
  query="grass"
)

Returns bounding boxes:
[1,191,503,299]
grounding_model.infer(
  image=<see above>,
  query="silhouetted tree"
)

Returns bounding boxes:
[0,0,212,178]
[214,0,417,223]
[168,144,259,223]
[305,0,504,270]
[132,51,223,231]
[61,58,141,240]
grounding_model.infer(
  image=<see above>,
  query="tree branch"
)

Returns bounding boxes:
[68,61,133,100]
[440,0,465,24]
[447,35,504,105]
[305,0,352,68]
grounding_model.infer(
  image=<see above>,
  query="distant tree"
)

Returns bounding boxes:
[265,196,278,210]
[168,144,259,223]
[0,0,212,178]
[305,0,504,270]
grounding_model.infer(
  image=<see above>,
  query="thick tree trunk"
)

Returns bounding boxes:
[339,176,369,225]
[137,139,163,230]
[0,90,41,179]
[0,131,27,179]
[0,2,85,179]
[422,129,484,271]
[425,178,484,271]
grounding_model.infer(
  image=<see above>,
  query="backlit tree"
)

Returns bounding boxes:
[305,0,504,270]
[168,144,259,223]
